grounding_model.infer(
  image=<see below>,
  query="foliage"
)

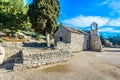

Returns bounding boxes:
[107,34,120,45]
[100,34,106,46]
[84,30,90,34]
[104,40,113,47]
[100,35,113,47]
[54,24,60,33]
[0,0,28,34]
[28,0,60,35]
[28,0,60,47]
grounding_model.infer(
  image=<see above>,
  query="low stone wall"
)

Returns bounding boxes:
[1,41,46,61]
[0,42,71,70]
[4,47,22,60]
[2,42,23,47]
[21,49,71,69]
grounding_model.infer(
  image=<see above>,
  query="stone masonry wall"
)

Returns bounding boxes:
[56,42,71,51]
[90,30,103,51]
[0,42,71,70]
[71,33,89,51]
[54,27,71,43]
[56,33,89,52]
[2,42,23,47]
[21,49,71,69]
[1,41,46,61]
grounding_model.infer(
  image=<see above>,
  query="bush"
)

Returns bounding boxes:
[35,35,41,40]
[0,38,3,43]
[104,40,113,47]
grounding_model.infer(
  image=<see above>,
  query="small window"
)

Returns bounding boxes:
[60,37,63,41]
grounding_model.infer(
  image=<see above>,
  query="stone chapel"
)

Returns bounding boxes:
[54,22,103,52]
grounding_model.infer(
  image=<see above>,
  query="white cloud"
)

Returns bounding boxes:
[99,28,113,32]
[109,0,120,10]
[99,0,120,15]
[62,15,109,27]
[62,15,120,27]
[108,18,120,26]
[99,28,120,33]
[100,0,110,5]
[108,0,120,14]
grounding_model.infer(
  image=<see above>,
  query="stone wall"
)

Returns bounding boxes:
[4,47,22,60]
[1,46,23,70]
[2,42,23,47]
[56,42,71,51]
[20,49,71,69]
[1,41,46,48]
[71,33,89,51]
[56,33,89,52]
[54,27,71,43]
[1,41,47,61]
[90,30,103,51]
[0,41,71,70]
[54,26,90,52]
[2,47,71,70]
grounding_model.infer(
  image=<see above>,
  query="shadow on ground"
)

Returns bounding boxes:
[104,49,120,52]
[23,42,46,48]
[0,51,22,70]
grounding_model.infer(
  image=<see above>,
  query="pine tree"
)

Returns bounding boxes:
[28,0,60,47]
[0,0,27,35]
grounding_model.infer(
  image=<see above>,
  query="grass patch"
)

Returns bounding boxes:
[2,36,29,42]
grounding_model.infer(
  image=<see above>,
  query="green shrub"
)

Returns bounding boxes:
[104,40,113,47]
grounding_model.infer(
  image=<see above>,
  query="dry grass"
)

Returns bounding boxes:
[2,36,29,42]
[41,64,72,73]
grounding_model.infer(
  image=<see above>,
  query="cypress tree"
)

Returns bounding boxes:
[28,0,60,47]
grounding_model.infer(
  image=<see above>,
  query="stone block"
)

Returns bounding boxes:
[5,63,14,70]
[13,64,23,71]
[14,58,22,64]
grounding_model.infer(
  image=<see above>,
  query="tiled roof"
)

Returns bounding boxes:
[64,26,89,35]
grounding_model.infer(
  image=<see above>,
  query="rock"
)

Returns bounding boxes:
[0,46,5,64]
[17,33,26,39]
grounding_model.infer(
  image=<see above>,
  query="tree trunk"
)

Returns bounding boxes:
[45,31,50,48]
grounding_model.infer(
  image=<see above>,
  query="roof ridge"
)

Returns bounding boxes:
[63,26,89,35]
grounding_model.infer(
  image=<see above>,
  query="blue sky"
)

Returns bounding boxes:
[25,0,120,37]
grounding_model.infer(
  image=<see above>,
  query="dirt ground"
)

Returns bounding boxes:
[0,48,120,80]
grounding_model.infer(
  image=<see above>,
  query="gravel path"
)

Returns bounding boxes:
[0,48,120,80]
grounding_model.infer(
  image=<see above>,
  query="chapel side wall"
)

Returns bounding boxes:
[83,34,89,50]
[70,33,85,51]
[54,27,71,43]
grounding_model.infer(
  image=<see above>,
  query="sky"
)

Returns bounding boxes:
[25,0,120,37]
